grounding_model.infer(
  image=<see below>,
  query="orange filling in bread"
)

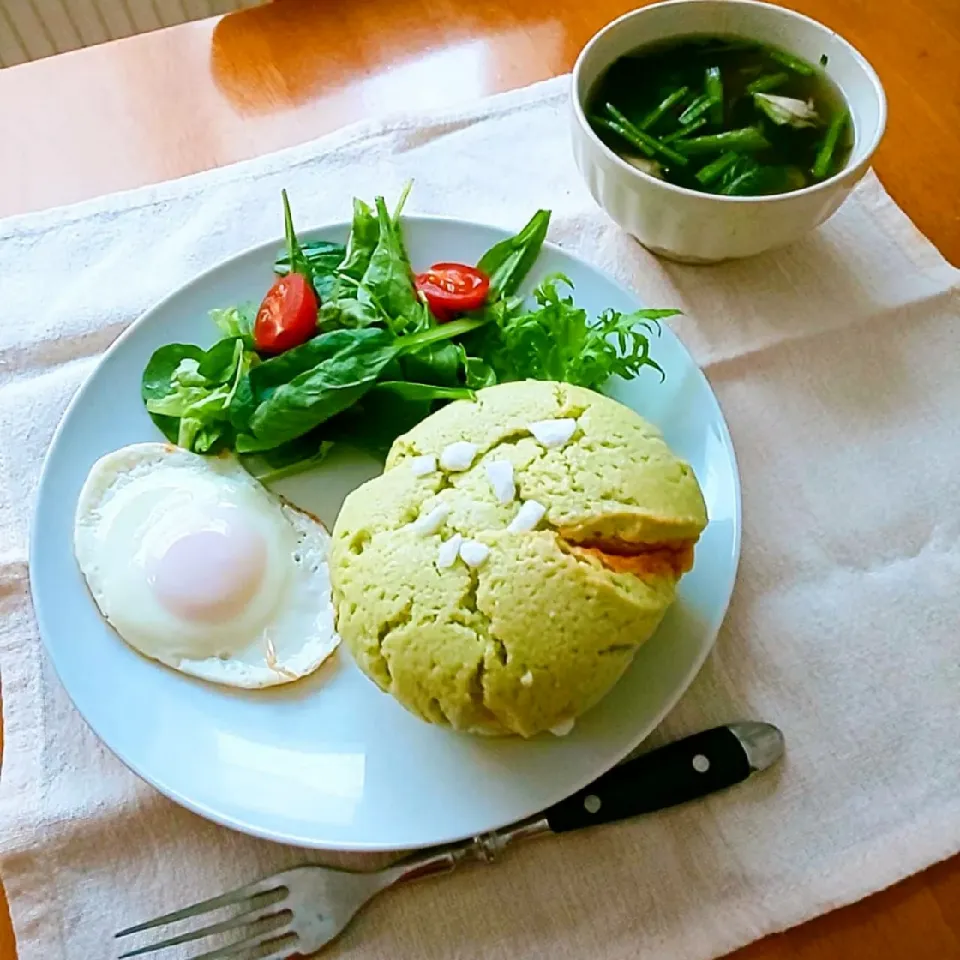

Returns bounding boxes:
[568,538,696,579]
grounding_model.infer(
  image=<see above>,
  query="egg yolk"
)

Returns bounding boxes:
[147,518,267,623]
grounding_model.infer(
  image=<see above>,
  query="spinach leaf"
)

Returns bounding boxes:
[228,374,257,434]
[371,382,474,402]
[245,378,383,452]
[358,196,419,330]
[477,210,551,298]
[400,340,462,386]
[398,332,496,392]
[460,296,525,380]
[230,327,392,435]
[258,432,332,469]
[334,199,379,299]
[244,332,400,448]
[241,432,334,484]
[275,241,346,301]
[397,316,488,353]
[390,180,414,265]
[210,304,256,345]
[280,189,313,282]
[247,327,394,395]
[236,317,487,451]
[321,390,433,456]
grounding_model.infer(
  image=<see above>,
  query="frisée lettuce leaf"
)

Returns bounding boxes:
[467,275,677,390]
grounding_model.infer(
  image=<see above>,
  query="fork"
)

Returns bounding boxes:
[116,722,783,959]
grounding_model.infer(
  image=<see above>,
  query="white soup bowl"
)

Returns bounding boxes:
[570,0,887,262]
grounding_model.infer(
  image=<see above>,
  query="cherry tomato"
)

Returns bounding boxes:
[415,263,490,321]
[253,273,318,354]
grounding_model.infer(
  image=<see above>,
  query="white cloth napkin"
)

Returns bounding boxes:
[1,76,958,960]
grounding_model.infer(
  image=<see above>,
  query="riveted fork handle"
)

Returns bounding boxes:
[386,723,784,884]
[544,723,782,832]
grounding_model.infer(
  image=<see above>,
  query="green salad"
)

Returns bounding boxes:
[141,185,677,481]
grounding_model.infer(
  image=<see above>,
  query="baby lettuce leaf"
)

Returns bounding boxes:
[142,338,252,452]
[329,274,431,334]
[275,241,346,302]
[141,344,206,442]
[210,304,256,346]
[358,196,420,331]
[477,210,551,299]
[197,337,247,382]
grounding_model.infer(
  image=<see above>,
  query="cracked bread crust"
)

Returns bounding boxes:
[331,381,707,737]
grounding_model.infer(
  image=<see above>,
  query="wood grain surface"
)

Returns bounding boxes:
[0,1,958,957]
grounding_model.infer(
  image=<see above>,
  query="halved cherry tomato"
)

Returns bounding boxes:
[253,273,318,354]
[415,262,490,321]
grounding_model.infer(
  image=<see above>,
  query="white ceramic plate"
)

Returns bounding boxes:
[31,216,740,852]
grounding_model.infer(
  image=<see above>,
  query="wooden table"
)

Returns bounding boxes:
[0,1,958,957]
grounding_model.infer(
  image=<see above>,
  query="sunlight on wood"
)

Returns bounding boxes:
[209,1,565,115]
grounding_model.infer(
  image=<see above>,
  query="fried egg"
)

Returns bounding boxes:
[74,442,339,688]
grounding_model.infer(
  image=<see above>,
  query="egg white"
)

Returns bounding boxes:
[74,442,339,688]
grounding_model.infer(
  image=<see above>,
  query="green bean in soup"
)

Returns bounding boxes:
[587,35,853,196]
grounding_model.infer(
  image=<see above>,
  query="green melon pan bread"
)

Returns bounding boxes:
[330,380,708,737]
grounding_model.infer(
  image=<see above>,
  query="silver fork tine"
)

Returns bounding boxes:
[117,904,290,958]
[190,931,298,960]
[116,882,286,938]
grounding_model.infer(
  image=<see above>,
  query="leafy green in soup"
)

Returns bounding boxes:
[587,34,853,196]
